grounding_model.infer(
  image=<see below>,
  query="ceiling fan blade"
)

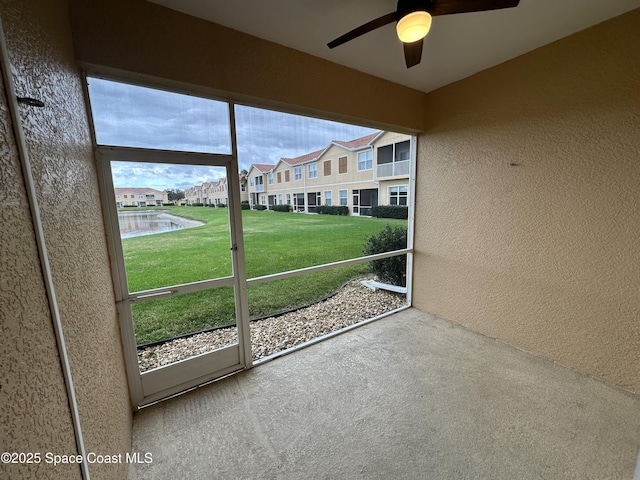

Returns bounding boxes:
[403,39,423,68]
[430,0,520,16]
[328,12,397,49]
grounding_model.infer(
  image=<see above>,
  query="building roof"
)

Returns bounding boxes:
[331,132,381,150]
[281,148,326,166]
[114,187,165,194]
[251,163,276,173]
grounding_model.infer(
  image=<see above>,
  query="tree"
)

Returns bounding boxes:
[166,188,185,203]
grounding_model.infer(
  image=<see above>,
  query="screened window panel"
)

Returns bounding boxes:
[395,141,411,162]
[377,145,393,165]
[87,78,231,154]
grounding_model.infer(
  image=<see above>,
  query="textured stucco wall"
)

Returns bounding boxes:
[0,1,131,479]
[0,38,81,480]
[414,9,640,393]
[68,0,425,134]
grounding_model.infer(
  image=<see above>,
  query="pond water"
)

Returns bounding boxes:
[118,211,184,238]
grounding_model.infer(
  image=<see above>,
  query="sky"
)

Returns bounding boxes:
[88,78,379,190]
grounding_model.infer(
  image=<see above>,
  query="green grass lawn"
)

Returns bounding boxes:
[124,206,406,344]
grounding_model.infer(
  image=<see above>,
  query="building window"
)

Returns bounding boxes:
[277,172,282,183]
[268,173,274,184]
[358,150,373,171]
[339,156,347,174]
[377,145,393,165]
[339,189,348,206]
[286,193,291,205]
[285,170,290,182]
[250,177,254,187]
[138,194,144,198]
[389,185,408,206]
[378,141,410,165]
[278,194,283,204]
[323,160,331,176]
[396,141,410,161]
[116,194,121,199]
[324,190,332,206]
[308,163,317,179]
[295,166,302,181]
[260,195,266,205]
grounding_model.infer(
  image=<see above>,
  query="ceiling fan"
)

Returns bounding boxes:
[327,0,521,68]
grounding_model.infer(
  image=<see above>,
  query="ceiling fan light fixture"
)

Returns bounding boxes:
[396,10,432,43]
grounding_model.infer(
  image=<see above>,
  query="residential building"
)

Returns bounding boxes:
[184,174,248,206]
[114,187,168,207]
[247,163,276,208]
[184,184,203,204]
[246,131,412,215]
[3,1,639,479]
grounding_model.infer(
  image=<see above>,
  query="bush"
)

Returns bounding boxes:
[317,205,349,216]
[254,204,267,211]
[216,203,227,208]
[372,205,408,219]
[363,224,407,287]
[190,202,204,207]
[241,201,250,210]
[273,204,292,212]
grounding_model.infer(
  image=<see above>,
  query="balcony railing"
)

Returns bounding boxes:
[254,184,264,192]
[376,160,410,178]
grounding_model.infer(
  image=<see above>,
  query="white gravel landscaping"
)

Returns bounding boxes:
[137,278,407,372]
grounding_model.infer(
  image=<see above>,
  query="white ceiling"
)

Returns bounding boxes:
[151,0,640,93]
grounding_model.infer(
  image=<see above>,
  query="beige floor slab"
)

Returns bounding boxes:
[129,308,640,480]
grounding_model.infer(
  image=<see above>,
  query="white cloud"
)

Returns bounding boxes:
[88,78,379,190]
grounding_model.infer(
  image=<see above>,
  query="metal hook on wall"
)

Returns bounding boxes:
[17,96,45,107]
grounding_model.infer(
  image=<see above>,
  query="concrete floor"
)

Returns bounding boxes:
[129,308,640,479]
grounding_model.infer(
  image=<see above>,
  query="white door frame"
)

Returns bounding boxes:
[96,105,252,408]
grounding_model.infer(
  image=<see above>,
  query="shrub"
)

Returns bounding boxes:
[241,201,250,210]
[254,204,267,211]
[317,205,349,216]
[216,203,227,208]
[363,224,407,287]
[372,205,408,219]
[191,202,204,207]
[273,204,292,212]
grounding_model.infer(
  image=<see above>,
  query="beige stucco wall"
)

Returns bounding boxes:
[413,8,640,393]
[379,180,410,206]
[0,31,81,480]
[0,1,131,479]
[68,0,425,134]
[309,144,375,186]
